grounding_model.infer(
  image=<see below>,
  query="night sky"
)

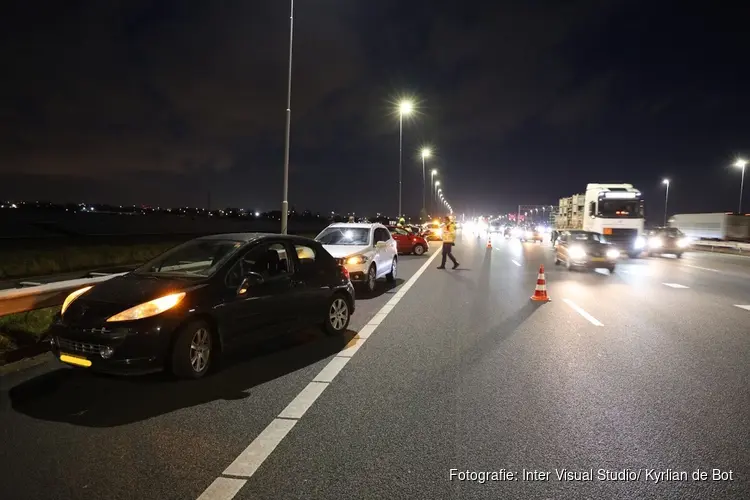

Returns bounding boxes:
[2,1,749,218]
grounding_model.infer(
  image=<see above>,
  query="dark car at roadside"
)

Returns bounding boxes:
[646,227,690,258]
[555,230,620,272]
[49,233,355,379]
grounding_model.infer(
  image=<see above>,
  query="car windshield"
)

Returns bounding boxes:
[598,199,642,218]
[571,232,604,242]
[661,228,684,236]
[134,239,242,277]
[316,227,370,245]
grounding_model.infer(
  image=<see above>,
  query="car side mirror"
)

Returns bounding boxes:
[375,241,387,248]
[237,272,264,295]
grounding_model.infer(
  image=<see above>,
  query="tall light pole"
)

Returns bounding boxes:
[735,158,747,214]
[662,179,670,226]
[280,0,295,234]
[398,100,413,218]
[420,148,431,219]
[430,169,437,214]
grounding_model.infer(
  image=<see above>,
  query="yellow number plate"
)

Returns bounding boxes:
[591,257,606,262]
[60,354,92,367]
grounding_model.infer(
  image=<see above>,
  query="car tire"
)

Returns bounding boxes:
[323,293,351,336]
[675,252,683,259]
[608,265,616,273]
[413,244,426,256]
[171,319,213,380]
[365,264,377,292]
[386,258,397,282]
[554,256,561,265]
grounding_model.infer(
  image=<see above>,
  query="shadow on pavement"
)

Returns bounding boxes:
[358,278,405,299]
[9,327,355,427]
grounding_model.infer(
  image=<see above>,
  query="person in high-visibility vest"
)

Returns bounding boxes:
[397,217,406,227]
[437,216,459,269]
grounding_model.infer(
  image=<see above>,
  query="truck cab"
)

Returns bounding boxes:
[583,183,646,258]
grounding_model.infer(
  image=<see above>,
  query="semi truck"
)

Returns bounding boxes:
[668,213,750,241]
[556,183,646,257]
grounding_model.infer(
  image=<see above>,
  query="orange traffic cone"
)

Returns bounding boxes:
[531,264,551,302]
[486,237,492,249]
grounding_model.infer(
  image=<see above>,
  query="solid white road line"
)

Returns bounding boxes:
[196,478,247,500]
[734,305,750,312]
[223,418,297,477]
[663,283,689,288]
[197,248,443,499]
[684,264,720,273]
[562,298,604,326]
[511,260,521,267]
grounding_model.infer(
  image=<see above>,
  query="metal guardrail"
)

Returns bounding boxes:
[0,273,127,317]
[691,241,750,252]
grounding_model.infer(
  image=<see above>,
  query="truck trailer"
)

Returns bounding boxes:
[556,183,646,257]
[668,213,750,241]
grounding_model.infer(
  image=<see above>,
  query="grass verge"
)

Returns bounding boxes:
[0,307,59,365]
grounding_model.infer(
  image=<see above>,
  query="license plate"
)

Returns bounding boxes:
[591,257,606,262]
[59,353,92,367]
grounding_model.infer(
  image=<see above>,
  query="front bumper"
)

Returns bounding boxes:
[49,318,174,375]
[569,257,616,269]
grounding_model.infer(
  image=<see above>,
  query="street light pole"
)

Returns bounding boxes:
[399,112,403,219]
[736,159,748,213]
[280,0,294,235]
[662,179,670,226]
[430,169,437,215]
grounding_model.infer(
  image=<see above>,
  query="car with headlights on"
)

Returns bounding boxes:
[554,230,620,272]
[387,225,429,255]
[646,227,690,258]
[50,234,354,379]
[421,221,444,241]
[520,227,544,243]
[315,223,398,292]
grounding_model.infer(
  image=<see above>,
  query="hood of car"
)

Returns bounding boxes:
[63,274,203,323]
[321,244,371,259]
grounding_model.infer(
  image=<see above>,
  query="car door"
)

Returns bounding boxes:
[389,227,409,253]
[287,241,333,324]
[220,241,298,343]
[373,227,391,276]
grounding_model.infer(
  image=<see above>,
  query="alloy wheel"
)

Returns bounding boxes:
[329,298,349,331]
[190,327,211,373]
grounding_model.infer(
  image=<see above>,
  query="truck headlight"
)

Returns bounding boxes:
[346,255,368,265]
[634,236,646,249]
[649,237,663,249]
[606,249,620,259]
[569,246,586,259]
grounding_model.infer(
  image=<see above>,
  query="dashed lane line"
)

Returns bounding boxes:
[562,298,604,326]
[663,283,690,288]
[196,249,443,500]
[511,260,522,267]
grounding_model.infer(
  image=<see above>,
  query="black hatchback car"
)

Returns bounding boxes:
[50,234,355,379]
[554,230,620,272]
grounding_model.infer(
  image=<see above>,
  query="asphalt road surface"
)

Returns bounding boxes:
[1,232,748,500]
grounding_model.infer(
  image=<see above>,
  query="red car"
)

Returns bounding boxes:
[387,226,429,255]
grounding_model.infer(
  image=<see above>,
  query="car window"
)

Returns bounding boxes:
[294,244,318,275]
[225,242,291,288]
[374,228,390,243]
[316,227,370,245]
[392,227,409,236]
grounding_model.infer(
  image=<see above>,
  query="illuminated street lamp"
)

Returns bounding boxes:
[420,147,432,218]
[735,158,747,213]
[280,0,295,234]
[662,179,670,226]
[397,100,414,217]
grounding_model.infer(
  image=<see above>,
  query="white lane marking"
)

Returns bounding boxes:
[198,248,443,499]
[223,418,297,477]
[278,381,328,419]
[684,264,720,273]
[313,356,351,383]
[562,299,604,326]
[196,478,247,500]
[734,305,750,312]
[511,260,521,267]
[663,283,689,288]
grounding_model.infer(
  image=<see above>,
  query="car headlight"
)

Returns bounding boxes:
[435,228,443,236]
[524,231,533,239]
[649,237,663,249]
[569,246,586,259]
[106,292,186,322]
[346,255,368,265]
[606,249,620,259]
[634,236,646,249]
[61,286,94,316]
[677,238,690,248]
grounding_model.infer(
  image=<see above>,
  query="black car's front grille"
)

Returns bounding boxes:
[57,337,106,355]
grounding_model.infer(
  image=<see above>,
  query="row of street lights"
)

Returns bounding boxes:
[661,157,747,226]
[398,100,452,219]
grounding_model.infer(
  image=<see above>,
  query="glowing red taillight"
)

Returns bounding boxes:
[340,265,350,280]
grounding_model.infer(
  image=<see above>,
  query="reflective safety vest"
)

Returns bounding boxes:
[443,223,456,243]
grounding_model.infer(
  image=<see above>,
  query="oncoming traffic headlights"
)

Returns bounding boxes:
[435,228,443,237]
[346,255,368,265]
[569,246,586,259]
[649,237,663,249]
[677,237,690,248]
[61,286,94,316]
[634,236,646,249]
[106,292,186,322]
[606,249,620,260]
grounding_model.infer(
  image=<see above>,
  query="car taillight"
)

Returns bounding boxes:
[340,265,350,280]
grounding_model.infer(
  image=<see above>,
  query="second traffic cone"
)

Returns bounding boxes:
[486,236,492,249]
[531,264,550,302]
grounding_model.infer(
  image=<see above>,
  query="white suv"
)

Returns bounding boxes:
[315,223,398,292]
